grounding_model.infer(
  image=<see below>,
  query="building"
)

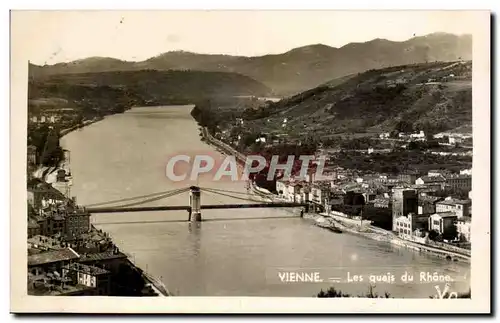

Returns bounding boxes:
[362,191,377,203]
[373,197,391,209]
[276,180,288,197]
[415,175,446,190]
[444,174,472,191]
[456,216,471,242]
[27,145,37,165]
[28,217,41,238]
[460,168,472,176]
[398,172,419,185]
[428,212,458,239]
[65,208,91,240]
[410,130,426,141]
[28,235,65,251]
[28,247,80,274]
[427,170,451,177]
[27,181,68,209]
[394,213,430,241]
[309,183,330,205]
[417,195,444,215]
[51,170,72,198]
[79,249,128,273]
[392,188,418,231]
[435,198,471,218]
[63,263,111,296]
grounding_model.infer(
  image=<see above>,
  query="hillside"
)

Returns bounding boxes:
[29,33,472,95]
[30,69,271,103]
[240,61,472,140]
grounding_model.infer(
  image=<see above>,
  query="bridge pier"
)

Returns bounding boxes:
[189,186,202,222]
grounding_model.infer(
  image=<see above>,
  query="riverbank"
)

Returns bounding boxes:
[52,122,170,296]
[198,126,470,264]
[31,117,105,183]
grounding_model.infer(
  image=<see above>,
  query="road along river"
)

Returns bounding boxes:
[61,105,470,297]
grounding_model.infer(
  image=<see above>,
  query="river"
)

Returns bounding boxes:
[61,105,470,298]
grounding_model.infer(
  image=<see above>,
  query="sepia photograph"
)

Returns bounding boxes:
[10,9,491,313]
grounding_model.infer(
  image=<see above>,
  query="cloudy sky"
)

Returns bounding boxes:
[12,10,481,65]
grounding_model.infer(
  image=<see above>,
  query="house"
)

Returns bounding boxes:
[309,183,330,205]
[410,130,426,141]
[27,145,37,165]
[362,191,377,203]
[284,181,304,202]
[449,136,463,145]
[394,213,430,240]
[392,188,418,231]
[427,170,451,177]
[456,216,471,242]
[373,197,391,209]
[276,179,288,197]
[444,174,472,191]
[28,247,80,273]
[28,235,65,251]
[435,198,471,218]
[398,172,419,185]
[417,195,444,215]
[415,175,446,190]
[27,182,68,209]
[328,191,345,206]
[28,217,41,238]
[65,207,91,240]
[460,168,472,176]
[379,132,390,139]
[428,212,458,239]
[63,263,111,296]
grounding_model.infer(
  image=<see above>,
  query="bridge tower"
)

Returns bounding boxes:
[189,186,202,221]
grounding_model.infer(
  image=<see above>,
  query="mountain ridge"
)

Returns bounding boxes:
[29,32,472,95]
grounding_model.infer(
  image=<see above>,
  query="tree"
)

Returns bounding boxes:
[428,229,440,241]
[317,286,391,298]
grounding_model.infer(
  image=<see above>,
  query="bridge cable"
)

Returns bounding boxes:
[200,187,267,204]
[198,186,255,196]
[111,187,191,208]
[85,187,190,207]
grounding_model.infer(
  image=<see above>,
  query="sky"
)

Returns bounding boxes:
[12,10,481,65]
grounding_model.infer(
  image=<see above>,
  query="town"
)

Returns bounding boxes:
[202,118,473,257]
[26,106,168,296]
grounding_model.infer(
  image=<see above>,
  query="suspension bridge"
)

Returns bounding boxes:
[84,185,309,222]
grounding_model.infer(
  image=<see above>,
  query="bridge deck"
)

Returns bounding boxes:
[86,203,308,214]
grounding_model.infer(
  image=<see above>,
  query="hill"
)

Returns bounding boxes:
[30,69,271,103]
[29,33,472,95]
[28,69,271,124]
[240,60,472,140]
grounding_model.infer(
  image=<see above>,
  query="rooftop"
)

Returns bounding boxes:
[65,262,110,276]
[28,248,80,267]
[445,174,472,180]
[28,281,95,296]
[28,235,65,249]
[27,217,40,229]
[437,199,472,206]
[79,250,127,263]
[418,175,446,183]
[432,212,458,219]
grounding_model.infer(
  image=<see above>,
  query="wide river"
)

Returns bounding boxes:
[61,105,470,298]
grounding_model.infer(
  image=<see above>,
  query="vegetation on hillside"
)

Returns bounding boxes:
[241,61,472,142]
[329,149,471,175]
